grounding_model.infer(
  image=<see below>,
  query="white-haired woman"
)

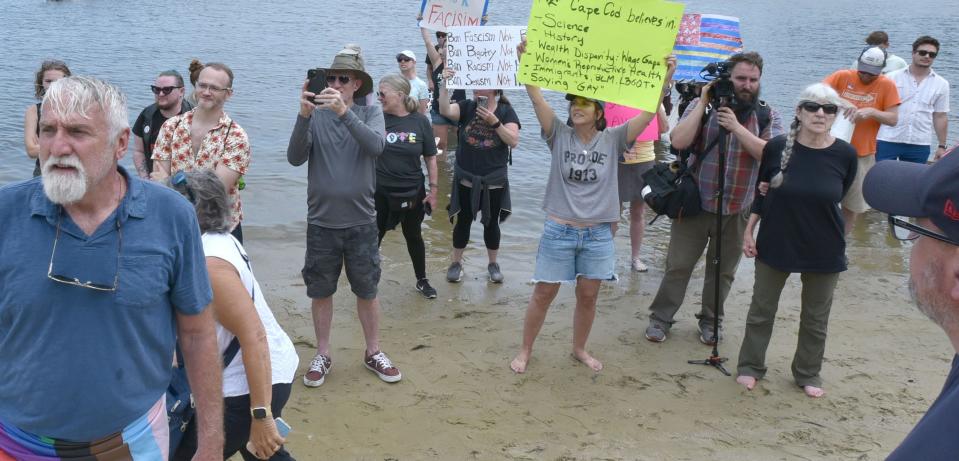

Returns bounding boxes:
[374,74,439,298]
[170,170,298,460]
[737,83,858,398]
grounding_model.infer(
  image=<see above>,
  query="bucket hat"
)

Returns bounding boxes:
[322,47,373,98]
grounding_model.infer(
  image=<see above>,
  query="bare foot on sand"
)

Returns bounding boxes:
[510,351,530,374]
[736,375,757,390]
[803,385,825,398]
[572,350,603,372]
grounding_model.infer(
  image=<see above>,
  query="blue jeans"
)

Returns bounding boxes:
[532,219,616,283]
[876,140,931,164]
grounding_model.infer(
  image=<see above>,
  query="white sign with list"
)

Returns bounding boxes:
[445,25,527,90]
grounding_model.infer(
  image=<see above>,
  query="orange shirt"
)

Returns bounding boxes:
[823,69,900,157]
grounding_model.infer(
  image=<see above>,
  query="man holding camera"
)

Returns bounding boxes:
[131,70,192,179]
[287,46,402,388]
[645,52,784,345]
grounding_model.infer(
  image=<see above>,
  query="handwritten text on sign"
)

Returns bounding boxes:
[518,0,684,112]
[419,0,490,31]
[446,26,527,89]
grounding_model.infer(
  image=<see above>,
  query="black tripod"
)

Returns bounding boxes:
[688,115,730,376]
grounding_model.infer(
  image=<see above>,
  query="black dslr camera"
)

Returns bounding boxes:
[701,61,736,108]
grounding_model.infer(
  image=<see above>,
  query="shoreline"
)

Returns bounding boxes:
[241,212,946,460]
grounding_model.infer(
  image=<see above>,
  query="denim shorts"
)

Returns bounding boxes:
[302,223,380,299]
[532,219,617,283]
[430,109,456,126]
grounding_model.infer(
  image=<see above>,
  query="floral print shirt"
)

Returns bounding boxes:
[152,110,251,229]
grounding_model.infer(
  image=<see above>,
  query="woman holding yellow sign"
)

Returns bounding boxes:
[509,38,676,373]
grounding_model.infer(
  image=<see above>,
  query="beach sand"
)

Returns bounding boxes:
[242,214,950,461]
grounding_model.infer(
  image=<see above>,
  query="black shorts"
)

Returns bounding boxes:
[302,223,381,299]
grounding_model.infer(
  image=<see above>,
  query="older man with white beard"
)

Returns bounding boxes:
[0,76,223,460]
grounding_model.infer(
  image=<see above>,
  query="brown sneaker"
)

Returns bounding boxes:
[364,351,402,383]
[303,354,332,387]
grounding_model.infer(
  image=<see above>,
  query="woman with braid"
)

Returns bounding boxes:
[736,83,857,398]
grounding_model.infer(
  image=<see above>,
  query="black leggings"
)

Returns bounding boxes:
[374,188,427,280]
[174,383,295,461]
[452,183,502,250]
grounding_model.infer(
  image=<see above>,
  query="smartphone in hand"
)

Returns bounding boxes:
[275,417,292,438]
[306,69,327,98]
[476,95,488,107]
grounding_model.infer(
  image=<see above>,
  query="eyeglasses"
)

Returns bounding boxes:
[326,75,352,85]
[800,101,839,115]
[196,82,230,93]
[916,50,938,58]
[48,208,121,291]
[396,57,413,63]
[888,215,959,246]
[151,85,183,96]
[172,171,196,203]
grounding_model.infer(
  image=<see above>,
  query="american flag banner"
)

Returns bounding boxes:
[672,14,743,81]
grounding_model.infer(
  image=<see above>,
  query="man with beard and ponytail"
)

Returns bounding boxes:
[0,76,223,460]
[644,51,784,345]
[863,146,959,459]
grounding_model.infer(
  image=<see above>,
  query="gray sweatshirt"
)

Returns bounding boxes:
[287,105,386,228]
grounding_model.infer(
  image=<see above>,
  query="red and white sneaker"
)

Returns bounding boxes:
[303,354,332,387]
[364,351,402,383]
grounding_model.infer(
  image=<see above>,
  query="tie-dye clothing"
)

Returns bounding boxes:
[0,397,167,461]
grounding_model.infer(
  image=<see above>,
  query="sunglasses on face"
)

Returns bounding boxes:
[397,57,413,63]
[915,50,938,58]
[326,75,352,85]
[376,91,392,98]
[800,101,839,115]
[150,85,182,96]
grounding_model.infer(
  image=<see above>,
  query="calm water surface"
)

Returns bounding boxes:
[1,0,955,263]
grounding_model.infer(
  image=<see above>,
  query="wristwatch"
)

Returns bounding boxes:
[251,407,271,420]
[939,144,948,149]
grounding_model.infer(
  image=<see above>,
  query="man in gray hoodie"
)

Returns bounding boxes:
[287,47,402,388]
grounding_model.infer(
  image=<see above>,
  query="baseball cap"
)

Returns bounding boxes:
[858,47,886,75]
[397,50,417,61]
[863,146,959,243]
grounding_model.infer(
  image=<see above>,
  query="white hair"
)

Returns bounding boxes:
[770,83,852,189]
[42,76,129,143]
[41,155,88,204]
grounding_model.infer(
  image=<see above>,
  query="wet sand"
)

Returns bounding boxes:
[242,213,950,460]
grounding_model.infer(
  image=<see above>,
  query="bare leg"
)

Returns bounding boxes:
[311,297,334,356]
[736,375,757,390]
[510,282,561,373]
[433,125,449,153]
[841,208,857,235]
[451,247,465,264]
[487,249,498,264]
[572,278,603,371]
[356,296,381,356]
[629,201,646,261]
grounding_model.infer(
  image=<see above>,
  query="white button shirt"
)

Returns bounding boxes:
[877,67,950,146]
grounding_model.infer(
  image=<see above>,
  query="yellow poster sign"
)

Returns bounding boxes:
[518,0,684,112]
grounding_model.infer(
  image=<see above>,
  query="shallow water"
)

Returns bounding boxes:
[1,0,955,269]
